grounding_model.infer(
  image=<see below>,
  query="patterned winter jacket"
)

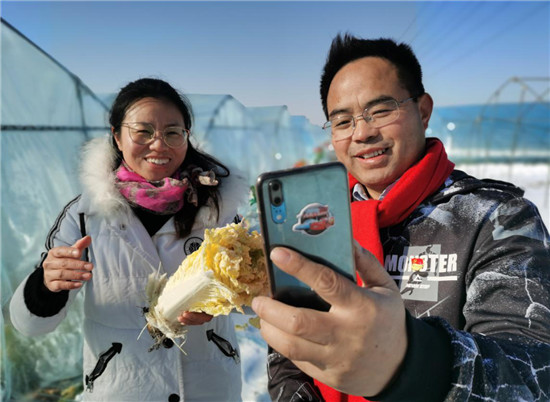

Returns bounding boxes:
[268,169,550,402]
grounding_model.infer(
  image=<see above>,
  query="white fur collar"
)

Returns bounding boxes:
[79,136,248,226]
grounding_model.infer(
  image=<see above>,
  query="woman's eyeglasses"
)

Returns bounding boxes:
[121,122,189,148]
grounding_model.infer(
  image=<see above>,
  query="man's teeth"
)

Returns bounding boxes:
[146,158,169,165]
[360,149,386,159]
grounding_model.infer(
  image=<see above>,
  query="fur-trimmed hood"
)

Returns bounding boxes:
[79,136,248,226]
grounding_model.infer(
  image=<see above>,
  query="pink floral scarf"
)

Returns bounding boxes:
[115,162,218,214]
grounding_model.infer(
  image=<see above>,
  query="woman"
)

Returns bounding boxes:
[9,78,247,401]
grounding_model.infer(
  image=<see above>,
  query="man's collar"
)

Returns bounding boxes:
[351,180,399,201]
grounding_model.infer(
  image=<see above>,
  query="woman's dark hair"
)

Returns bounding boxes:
[320,33,425,119]
[109,78,230,238]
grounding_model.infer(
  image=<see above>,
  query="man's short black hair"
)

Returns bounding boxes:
[320,33,425,119]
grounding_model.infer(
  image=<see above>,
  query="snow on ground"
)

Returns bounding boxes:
[457,163,550,228]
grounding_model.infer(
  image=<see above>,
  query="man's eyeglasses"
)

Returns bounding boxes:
[121,122,189,148]
[322,95,421,141]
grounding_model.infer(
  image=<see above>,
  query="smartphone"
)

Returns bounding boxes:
[256,162,355,311]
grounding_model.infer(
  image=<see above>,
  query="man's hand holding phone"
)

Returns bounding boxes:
[251,242,407,398]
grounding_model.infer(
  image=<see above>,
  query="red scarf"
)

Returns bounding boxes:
[314,138,454,401]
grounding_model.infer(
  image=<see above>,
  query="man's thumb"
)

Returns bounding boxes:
[353,241,397,290]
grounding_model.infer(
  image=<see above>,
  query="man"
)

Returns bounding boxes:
[252,34,550,401]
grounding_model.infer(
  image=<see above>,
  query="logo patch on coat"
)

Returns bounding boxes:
[385,244,458,302]
[184,237,203,255]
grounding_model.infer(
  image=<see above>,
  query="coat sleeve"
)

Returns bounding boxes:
[450,196,550,400]
[267,348,324,402]
[374,196,550,401]
[9,198,85,336]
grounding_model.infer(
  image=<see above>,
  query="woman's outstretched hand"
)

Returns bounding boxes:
[43,236,93,292]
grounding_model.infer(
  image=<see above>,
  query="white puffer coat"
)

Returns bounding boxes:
[10,137,248,401]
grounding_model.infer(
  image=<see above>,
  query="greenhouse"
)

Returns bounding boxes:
[2,14,549,401]
[1,18,109,401]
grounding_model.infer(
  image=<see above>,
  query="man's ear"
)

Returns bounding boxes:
[418,93,434,130]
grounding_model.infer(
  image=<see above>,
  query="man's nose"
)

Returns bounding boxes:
[351,115,377,141]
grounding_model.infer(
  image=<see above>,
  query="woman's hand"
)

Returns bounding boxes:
[177,311,213,326]
[42,236,93,292]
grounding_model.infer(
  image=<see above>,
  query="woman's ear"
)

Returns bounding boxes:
[112,127,122,151]
[418,93,434,130]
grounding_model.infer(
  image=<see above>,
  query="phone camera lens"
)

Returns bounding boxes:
[271,182,280,191]
[274,197,281,205]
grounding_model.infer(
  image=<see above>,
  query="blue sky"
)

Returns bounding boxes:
[1,1,549,125]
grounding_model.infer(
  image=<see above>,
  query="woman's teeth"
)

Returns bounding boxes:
[146,158,169,165]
